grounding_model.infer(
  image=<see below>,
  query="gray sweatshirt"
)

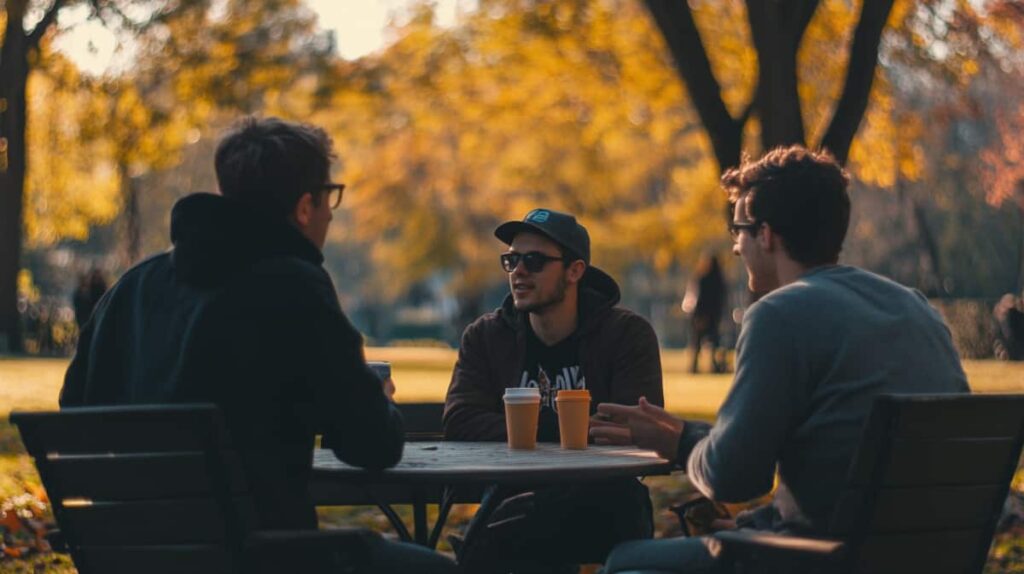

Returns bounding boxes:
[677,265,969,533]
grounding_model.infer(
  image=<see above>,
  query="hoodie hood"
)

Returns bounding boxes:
[498,265,621,335]
[170,193,323,286]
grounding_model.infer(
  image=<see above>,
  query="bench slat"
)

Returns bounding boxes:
[12,406,226,455]
[42,452,248,500]
[77,545,233,574]
[846,437,1017,487]
[58,498,256,546]
[851,529,985,574]
[832,485,1004,535]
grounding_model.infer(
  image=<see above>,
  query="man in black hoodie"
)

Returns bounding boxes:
[444,209,664,572]
[61,117,456,572]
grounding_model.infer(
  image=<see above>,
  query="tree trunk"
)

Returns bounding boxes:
[819,0,896,163]
[647,0,891,169]
[747,2,805,150]
[910,199,943,296]
[644,0,743,172]
[1016,204,1023,295]
[0,9,30,353]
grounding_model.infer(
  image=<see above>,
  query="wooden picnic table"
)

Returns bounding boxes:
[311,441,672,548]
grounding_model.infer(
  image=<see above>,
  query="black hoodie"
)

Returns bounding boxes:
[61,193,404,530]
[443,266,664,441]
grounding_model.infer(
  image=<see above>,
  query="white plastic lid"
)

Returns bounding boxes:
[503,387,541,404]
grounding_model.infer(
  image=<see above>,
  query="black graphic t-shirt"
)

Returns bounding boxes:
[518,325,587,412]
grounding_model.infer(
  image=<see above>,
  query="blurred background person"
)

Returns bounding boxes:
[994,292,1024,360]
[682,253,727,374]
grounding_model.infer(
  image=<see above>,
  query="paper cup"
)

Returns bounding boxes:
[555,389,591,450]
[367,361,391,382]
[504,388,541,450]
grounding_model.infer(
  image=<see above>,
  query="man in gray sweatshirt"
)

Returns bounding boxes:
[593,145,969,573]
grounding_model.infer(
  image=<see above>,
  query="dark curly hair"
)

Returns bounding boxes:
[214,117,335,218]
[722,146,851,267]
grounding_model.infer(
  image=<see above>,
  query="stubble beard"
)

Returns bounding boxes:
[516,273,569,314]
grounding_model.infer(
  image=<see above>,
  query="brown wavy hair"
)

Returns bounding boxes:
[722,146,851,266]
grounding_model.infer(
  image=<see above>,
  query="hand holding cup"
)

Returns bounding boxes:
[368,361,396,401]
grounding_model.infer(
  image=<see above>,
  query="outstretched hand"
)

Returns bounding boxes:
[589,397,684,463]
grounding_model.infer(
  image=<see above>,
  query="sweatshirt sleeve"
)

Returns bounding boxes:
[683,301,802,503]
[443,319,508,441]
[607,313,664,407]
[301,270,405,470]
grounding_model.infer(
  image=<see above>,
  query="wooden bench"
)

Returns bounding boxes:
[715,393,1024,574]
[11,404,375,574]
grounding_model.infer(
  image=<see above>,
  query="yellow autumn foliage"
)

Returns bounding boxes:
[23,56,120,247]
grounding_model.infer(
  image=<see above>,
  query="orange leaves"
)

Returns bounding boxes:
[981,103,1024,210]
[0,493,51,560]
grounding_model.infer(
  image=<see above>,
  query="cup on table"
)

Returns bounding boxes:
[504,387,541,450]
[555,389,591,450]
[367,361,391,382]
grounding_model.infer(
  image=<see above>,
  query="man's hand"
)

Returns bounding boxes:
[589,397,684,463]
[381,377,396,401]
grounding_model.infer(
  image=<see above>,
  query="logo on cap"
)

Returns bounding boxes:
[526,210,550,223]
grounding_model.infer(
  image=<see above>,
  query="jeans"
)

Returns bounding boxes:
[458,479,654,573]
[602,536,730,574]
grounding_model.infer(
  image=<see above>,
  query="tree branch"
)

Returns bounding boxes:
[644,0,742,171]
[794,0,822,46]
[738,94,756,129]
[745,0,810,148]
[819,0,896,164]
[27,0,68,49]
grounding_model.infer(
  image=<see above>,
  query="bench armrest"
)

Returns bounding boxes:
[244,528,378,573]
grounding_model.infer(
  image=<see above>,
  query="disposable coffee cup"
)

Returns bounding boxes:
[555,389,591,450]
[504,388,541,450]
[367,361,391,382]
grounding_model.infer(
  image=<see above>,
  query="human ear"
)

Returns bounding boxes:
[293,192,315,227]
[567,260,587,283]
[759,223,775,253]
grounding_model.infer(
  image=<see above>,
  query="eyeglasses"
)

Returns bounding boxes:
[322,183,346,210]
[728,221,761,240]
[500,251,567,273]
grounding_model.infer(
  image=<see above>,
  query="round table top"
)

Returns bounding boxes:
[313,441,673,485]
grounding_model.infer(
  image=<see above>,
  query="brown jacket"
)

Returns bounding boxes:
[443,268,664,441]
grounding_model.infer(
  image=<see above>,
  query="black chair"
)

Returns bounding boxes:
[11,404,373,574]
[714,393,1024,574]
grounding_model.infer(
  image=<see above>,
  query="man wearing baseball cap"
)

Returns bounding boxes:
[444,208,664,572]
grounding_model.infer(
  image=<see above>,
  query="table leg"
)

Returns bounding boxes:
[454,484,504,557]
[367,487,414,543]
[413,490,428,546]
[428,486,457,550]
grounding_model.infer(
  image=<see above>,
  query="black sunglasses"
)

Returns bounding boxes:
[728,221,761,240]
[322,183,346,210]
[500,251,568,273]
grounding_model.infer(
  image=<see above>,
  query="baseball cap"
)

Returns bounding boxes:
[494,209,590,263]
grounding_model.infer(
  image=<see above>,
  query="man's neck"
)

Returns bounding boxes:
[528,300,579,346]
[775,255,818,287]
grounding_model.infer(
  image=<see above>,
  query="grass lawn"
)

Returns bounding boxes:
[0,350,1022,572]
